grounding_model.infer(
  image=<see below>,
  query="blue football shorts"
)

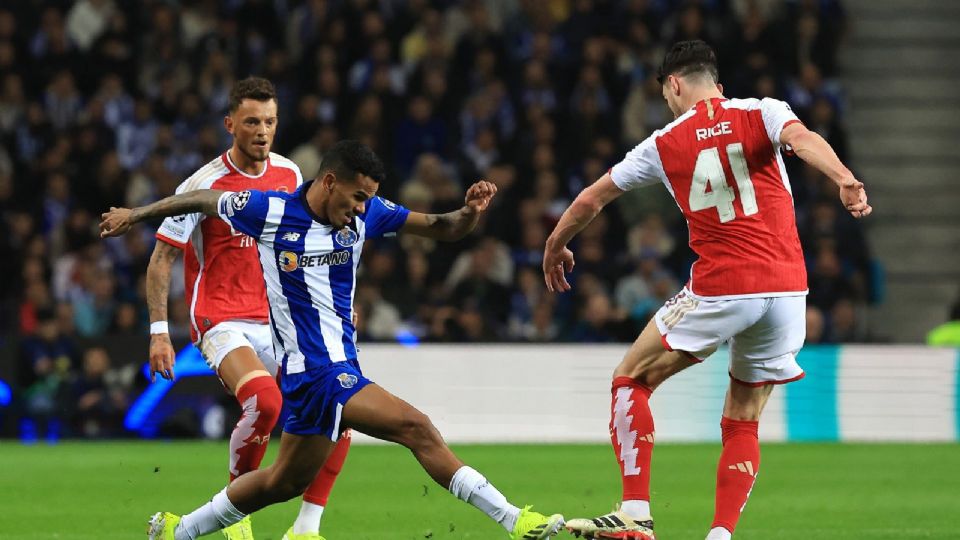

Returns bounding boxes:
[280,359,371,440]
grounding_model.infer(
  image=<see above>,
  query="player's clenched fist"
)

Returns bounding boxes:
[100,206,135,238]
[464,180,497,213]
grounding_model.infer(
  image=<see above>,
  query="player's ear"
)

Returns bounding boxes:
[716,82,724,94]
[224,115,234,135]
[669,75,681,96]
[320,171,336,191]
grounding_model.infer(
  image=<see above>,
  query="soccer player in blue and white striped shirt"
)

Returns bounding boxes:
[101,141,564,540]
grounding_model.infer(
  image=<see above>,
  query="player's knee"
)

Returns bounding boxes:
[613,356,657,388]
[247,379,282,425]
[614,349,693,390]
[264,468,311,502]
[397,409,441,450]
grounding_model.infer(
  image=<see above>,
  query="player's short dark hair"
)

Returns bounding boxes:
[657,40,719,85]
[228,76,277,113]
[319,140,386,184]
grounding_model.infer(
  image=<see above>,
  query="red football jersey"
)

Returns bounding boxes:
[156,151,303,342]
[611,97,807,299]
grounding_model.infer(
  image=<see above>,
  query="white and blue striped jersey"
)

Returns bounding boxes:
[216,181,409,374]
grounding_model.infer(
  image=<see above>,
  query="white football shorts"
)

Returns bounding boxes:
[654,288,806,386]
[198,320,278,376]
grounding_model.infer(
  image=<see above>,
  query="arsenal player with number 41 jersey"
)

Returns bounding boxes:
[545,41,871,540]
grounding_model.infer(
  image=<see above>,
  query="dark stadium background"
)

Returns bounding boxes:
[0,0,955,442]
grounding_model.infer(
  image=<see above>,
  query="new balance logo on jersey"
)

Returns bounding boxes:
[696,121,733,141]
[281,232,301,242]
[278,250,350,272]
[728,461,757,477]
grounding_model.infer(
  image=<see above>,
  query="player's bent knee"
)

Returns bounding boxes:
[612,353,662,388]
[255,381,283,424]
[397,409,441,450]
[264,468,312,502]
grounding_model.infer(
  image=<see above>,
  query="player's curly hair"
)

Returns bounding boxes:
[228,76,277,112]
[657,40,719,85]
[320,140,387,184]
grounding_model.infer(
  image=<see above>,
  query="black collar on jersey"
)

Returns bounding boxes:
[298,179,331,225]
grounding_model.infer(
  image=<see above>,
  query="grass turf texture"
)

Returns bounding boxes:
[2,442,957,539]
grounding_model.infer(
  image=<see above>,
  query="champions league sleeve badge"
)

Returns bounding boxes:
[221,191,251,217]
[231,191,251,211]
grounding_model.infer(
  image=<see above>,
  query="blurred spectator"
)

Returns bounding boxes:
[20,308,76,439]
[615,250,675,326]
[805,305,826,344]
[396,95,448,174]
[115,99,157,170]
[67,0,114,51]
[69,346,130,437]
[570,293,624,343]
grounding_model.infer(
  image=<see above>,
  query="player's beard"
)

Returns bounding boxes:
[239,140,270,163]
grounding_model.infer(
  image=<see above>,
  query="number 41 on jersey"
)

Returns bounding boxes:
[690,143,758,223]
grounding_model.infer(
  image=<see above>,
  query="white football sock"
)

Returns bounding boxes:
[448,466,521,532]
[706,526,733,540]
[293,501,325,534]
[175,488,246,540]
[620,499,651,519]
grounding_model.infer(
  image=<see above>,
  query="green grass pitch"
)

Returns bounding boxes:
[2,441,958,539]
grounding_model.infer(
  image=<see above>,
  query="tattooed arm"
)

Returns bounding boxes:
[146,240,181,381]
[401,181,497,241]
[100,189,225,238]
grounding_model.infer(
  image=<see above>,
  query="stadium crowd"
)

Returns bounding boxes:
[0,0,873,437]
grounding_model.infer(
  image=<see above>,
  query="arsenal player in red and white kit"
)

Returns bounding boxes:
[146,77,350,540]
[545,42,870,540]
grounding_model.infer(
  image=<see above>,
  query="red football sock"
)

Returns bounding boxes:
[610,376,655,503]
[303,429,352,505]
[712,417,761,533]
[228,375,282,482]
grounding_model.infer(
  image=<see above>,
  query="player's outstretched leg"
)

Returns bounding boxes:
[282,430,353,540]
[343,383,565,539]
[567,321,695,540]
[151,431,336,540]
[565,375,657,540]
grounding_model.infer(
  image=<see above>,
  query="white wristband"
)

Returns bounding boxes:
[150,321,169,335]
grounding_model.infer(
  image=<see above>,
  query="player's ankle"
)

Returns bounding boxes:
[706,526,732,540]
[620,499,651,519]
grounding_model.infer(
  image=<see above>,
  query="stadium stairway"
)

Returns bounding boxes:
[841,0,960,341]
